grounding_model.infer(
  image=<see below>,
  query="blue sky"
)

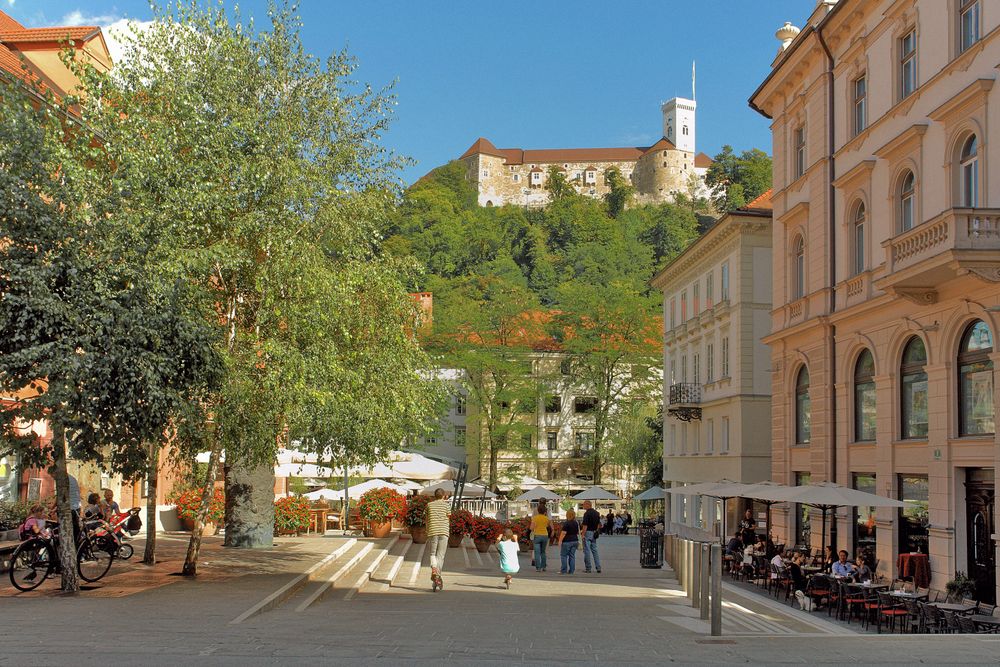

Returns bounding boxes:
[8,1,809,185]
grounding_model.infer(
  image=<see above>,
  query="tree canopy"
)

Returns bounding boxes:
[704,146,772,212]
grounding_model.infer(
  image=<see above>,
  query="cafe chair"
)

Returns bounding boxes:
[902,598,923,633]
[961,597,980,612]
[956,614,984,634]
[876,591,909,633]
[921,601,946,634]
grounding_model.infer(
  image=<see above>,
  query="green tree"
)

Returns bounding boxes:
[550,281,662,485]
[545,166,577,202]
[0,81,221,591]
[75,1,441,572]
[603,167,634,218]
[704,145,772,213]
[426,276,543,487]
[605,403,662,493]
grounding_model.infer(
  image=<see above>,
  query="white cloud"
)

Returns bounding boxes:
[61,10,122,27]
[5,1,15,8]
[101,18,155,67]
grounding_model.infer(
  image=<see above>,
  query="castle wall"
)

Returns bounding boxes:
[466,156,643,208]
[632,149,696,205]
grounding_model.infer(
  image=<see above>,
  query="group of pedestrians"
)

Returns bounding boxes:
[601,509,632,535]
[528,500,602,575]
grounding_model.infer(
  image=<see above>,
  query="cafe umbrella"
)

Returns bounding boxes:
[665,480,752,544]
[748,481,907,557]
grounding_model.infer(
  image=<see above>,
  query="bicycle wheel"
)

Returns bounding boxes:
[9,539,52,592]
[77,538,114,582]
[118,543,134,560]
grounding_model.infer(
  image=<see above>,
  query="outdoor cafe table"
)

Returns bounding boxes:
[897,552,930,589]
[854,581,890,590]
[929,602,977,614]
[889,590,927,600]
[970,615,1000,631]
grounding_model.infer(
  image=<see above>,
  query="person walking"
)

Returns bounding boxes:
[558,509,581,574]
[604,509,614,535]
[425,488,450,591]
[531,503,551,572]
[580,500,602,574]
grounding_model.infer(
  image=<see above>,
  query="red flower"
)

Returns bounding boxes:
[404,494,431,527]
[469,516,503,542]
[449,509,475,536]
[170,487,224,523]
[356,487,406,523]
[274,496,311,533]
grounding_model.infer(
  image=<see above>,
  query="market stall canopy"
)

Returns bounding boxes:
[752,482,906,509]
[341,479,410,500]
[572,485,619,501]
[633,486,665,502]
[301,487,344,501]
[420,480,496,499]
[393,479,424,491]
[390,452,458,481]
[514,486,562,502]
[497,475,547,492]
[664,479,749,498]
[274,463,336,478]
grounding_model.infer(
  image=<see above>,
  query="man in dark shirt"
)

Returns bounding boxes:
[580,500,602,573]
[726,531,743,556]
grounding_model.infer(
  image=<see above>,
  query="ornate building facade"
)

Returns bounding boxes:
[751,0,1000,602]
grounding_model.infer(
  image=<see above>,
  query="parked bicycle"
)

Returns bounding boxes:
[8,519,114,592]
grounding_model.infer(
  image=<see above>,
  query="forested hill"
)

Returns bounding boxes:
[384,160,703,304]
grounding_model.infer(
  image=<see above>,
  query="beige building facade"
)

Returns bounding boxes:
[459,97,712,208]
[651,196,773,540]
[751,0,1000,602]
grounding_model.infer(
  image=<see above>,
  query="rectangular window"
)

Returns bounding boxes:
[706,344,714,383]
[574,397,598,414]
[680,423,687,454]
[426,432,438,446]
[670,297,676,329]
[706,271,714,308]
[681,356,688,383]
[720,416,729,453]
[794,125,806,179]
[455,394,467,416]
[546,430,558,451]
[852,473,877,555]
[545,396,562,414]
[721,262,730,301]
[691,421,700,454]
[482,169,490,178]
[721,337,730,377]
[900,30,917,99]
[574,431,595,452]
[960,0,980,53]
[692,283,700,316]
[512,173,520,183]
[706,419,714,453]
[681,290,688,321]
[669,359,676,386]
[669,424,676,456]
[692,353,700,387]
[898,475,929,554]
[455,426,466,447]
[853,75,867,136]
[795,472,812,548]
[522,433,533,449]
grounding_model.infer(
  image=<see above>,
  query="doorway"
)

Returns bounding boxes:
[965,468,996,604]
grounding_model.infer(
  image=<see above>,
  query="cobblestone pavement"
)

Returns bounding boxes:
[1,534,998,665]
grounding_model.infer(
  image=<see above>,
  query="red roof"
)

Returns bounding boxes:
[0,43,22,77]
[461,137,682,166]
[694,152,713,168]
[460,137,506,160]
[0,26,100,43]
[641,137,677,156]
[742,188,773,210]
[0,11,24,32]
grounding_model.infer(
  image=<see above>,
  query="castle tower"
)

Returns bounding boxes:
[662,97,696,153]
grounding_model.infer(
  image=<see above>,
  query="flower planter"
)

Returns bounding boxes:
[518,541,532,553]
[473,538,491,553]
[180,517,217,535]
[409,526,428,544]
[448,533,464,548]
[364,521,392,538]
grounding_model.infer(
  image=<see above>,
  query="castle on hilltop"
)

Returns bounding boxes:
[459,97,713,208]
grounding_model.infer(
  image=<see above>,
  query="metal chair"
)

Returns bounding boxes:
[877,590,908,633]
[902,597,923,633]
[957,614,982,634]
[922,602,945,633]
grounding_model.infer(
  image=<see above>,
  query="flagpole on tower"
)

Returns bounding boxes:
[692,60,696,101]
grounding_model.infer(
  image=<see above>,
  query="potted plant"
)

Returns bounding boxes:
[449,509,474,547]
[470,516,503,553]
[274,496,311,536]
[169,486,225,535]
[508,516,533,552]
[946,571,977,602]
[404,495,431,544]
[357,487,406,538]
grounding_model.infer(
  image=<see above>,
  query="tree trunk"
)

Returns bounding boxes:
[142,441,158,565]
[50,429,79,593]
[181,441,221,576]
[224,457,274,548]
[487,433,499,489]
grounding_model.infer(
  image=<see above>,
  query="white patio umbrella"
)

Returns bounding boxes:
[420,480,496,499]
[749,482,906,555]
[514,486,562,502]
[393,479,424,491]
[390,453,458,481]
[572,485,619,501]
[274,462,336,478]
[302,487,344,501]
[666,480,755,544]
[633,486,665,502]
[341,479,409,500]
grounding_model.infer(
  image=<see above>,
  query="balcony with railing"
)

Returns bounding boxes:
[667,382,701,422]
[878,208,1000,303]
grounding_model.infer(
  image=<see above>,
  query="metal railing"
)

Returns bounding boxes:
[668,383,701,405]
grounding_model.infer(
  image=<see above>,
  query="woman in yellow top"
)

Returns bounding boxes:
[531,502,552,572]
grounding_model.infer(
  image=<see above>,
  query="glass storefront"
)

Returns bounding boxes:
[852,473,876,558]
[899,475,929,554]
[795,471,811,549]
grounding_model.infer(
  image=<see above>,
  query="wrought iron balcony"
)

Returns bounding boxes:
[667,383,701,422]
[878,208,1000,304]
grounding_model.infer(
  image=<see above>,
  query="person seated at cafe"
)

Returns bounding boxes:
[819,545,836,573]
[831,549,857,578]
[765,535,778,559]
[770,546,785,570]
[853,555,873,583]
[726,531,743,557]
[750,534,768,557]
[788,552,808,592]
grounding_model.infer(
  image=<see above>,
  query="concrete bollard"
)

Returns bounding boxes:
[691,542,701,608]
[700,542,710,620]
[710,543,722,636]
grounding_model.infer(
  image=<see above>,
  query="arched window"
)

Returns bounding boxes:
[958,320,994,436]
[852,203,866,275]
[854,349,876,441]
[793,236,805,299]
[960,135,979,207]
[899,171,915,232]
[795,366,811,444]
[900,337,928,439]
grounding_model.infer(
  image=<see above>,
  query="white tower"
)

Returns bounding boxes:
[662,97,696,153]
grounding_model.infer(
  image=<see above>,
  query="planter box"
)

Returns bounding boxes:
[448,534,464,548]
[473,538,491,553]
[409,526,428,544]
[363,521,392,538]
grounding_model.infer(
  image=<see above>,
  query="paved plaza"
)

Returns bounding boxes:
[1,534,999,665]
